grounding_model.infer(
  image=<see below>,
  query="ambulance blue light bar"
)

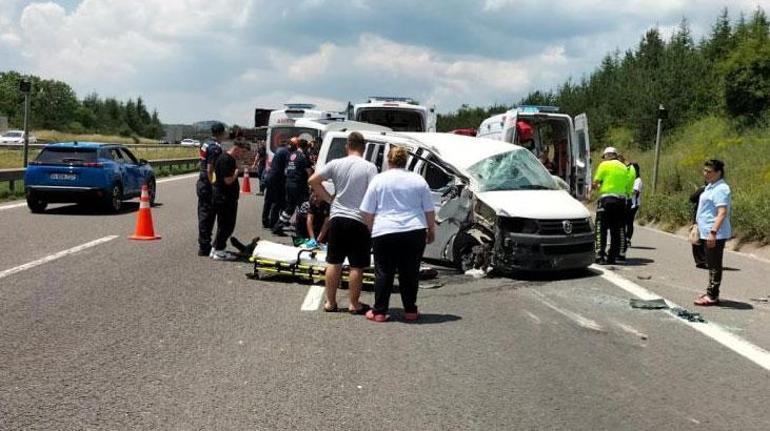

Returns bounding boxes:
[516,105,560,113]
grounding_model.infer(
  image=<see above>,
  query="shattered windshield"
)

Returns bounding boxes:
[467,149,559,192]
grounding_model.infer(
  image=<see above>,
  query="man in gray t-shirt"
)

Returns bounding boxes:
[309,131,377,315]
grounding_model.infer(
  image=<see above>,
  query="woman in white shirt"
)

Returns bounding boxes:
[360,146,436,322]
[625,162,643,246]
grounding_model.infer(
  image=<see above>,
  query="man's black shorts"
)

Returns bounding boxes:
[326,217,371,268]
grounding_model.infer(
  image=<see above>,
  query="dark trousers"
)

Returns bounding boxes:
[276,185,308,228]
[197,179,216,251]
[597,196,626,261]
[262,182,285,228]
[625,206,638,241]
[372,229,427,314]
[706,239,726,298]
[692,242,707,266]
[213,198,238,251]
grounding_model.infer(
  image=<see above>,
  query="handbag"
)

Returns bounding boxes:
[688,224,701,245]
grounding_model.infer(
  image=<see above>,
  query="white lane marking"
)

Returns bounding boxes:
[0,202,27,211]
[523,310,542,324]
[530,290,604,331]
[637,224,770,265]
[0,235,119,281]
[157,173,198,184]
[301,285,325,311]
[612,320,649,340]
[593,264,770,372]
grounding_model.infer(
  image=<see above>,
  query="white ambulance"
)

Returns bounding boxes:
[477,106,591,200]
[265,104,346,164]
[350,97,436,132]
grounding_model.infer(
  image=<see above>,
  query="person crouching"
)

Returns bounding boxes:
[360,146,436,322]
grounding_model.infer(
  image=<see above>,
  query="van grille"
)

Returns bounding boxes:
[537,219,592,235]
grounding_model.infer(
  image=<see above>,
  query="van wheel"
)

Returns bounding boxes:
[453,233,480,273]
[105,183,123,213]
[27,195,48,213]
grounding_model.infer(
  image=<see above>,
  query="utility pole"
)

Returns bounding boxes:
[651,104,667,194]
[20,78,32,168]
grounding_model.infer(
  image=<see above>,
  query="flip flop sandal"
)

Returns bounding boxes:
[348,303,371,315]
[323,304,339,312]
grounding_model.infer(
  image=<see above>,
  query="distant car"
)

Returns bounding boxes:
[23,142,156,213]
[180,138,200,147]
[0,130,37,144]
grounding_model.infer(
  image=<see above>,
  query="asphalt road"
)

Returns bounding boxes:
[1,174,769,430]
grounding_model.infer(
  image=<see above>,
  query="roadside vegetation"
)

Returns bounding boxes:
[438,7,770,244]
[0,143,197,170]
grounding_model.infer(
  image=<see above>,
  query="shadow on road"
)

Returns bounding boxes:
[42,201,142,216]
[388,310,462,325]
[508,268,600,282]
[630,246,657,250]
[618,257,655,267]
[717,299,753,310]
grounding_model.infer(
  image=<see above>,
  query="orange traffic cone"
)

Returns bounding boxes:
[129,184,161,240]
[241,168,252,194]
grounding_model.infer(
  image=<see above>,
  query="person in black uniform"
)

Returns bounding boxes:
[273,137,313,235]
[262,139,289,229]
[211,140,251,261]
[690,184,708,268]
[196,122,226,256]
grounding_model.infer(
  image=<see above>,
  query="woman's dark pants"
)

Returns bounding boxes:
[372,229,427,315]
[706,239,726,299]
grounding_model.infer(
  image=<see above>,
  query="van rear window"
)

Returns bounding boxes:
[356,109,424,131]
[36,147,97,164]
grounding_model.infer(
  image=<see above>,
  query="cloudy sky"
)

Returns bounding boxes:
[1,0,767,125]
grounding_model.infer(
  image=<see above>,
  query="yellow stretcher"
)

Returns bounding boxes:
[248,240,375,285]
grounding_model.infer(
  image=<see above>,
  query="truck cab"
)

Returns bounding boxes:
[351,97,436,132]
[477,106,591,200]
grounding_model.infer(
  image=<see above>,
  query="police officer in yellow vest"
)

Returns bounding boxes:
[593,147,632,264]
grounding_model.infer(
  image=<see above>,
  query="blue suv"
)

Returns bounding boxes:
[24,142,156,213]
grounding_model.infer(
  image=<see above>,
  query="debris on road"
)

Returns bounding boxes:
[636,274,652,280]
[749,296,769,303]
[465,268,488,279]
[420,282,444,289]
[629,298,668,309]
[672,307,706,323]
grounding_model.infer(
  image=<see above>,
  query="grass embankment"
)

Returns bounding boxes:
[34,130,160,145]
[606,116,770,245]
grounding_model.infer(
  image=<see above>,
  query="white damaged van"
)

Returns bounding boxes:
[316,131,595,273]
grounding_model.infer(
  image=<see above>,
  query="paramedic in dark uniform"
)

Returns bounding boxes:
[196,122,226,256]
[273,138,312,235]
[592,146,631,264]
[262,139,289,229]
[210,140,251,261]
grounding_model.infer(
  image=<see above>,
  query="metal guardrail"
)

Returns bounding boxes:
[0,142,190,149]
[0,157,199,193]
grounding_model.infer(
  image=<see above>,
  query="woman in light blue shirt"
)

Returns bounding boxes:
[694,159,731,306]
[360,146,436,322]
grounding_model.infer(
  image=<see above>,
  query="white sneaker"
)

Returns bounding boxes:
[209,248,215,258]
[211,250,238,261]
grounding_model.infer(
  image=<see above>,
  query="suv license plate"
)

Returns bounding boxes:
[50,173,77,180]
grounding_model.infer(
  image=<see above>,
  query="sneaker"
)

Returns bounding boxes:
[211,250,238,261]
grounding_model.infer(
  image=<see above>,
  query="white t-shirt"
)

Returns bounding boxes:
[316,155,378,223]
[631,177,643,208]
[359,168,435,238]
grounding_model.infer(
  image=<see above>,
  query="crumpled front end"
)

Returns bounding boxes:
[491,216,595,272]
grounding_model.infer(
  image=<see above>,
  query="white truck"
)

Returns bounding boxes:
[477,106,591,200]
[350,97,436,132]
